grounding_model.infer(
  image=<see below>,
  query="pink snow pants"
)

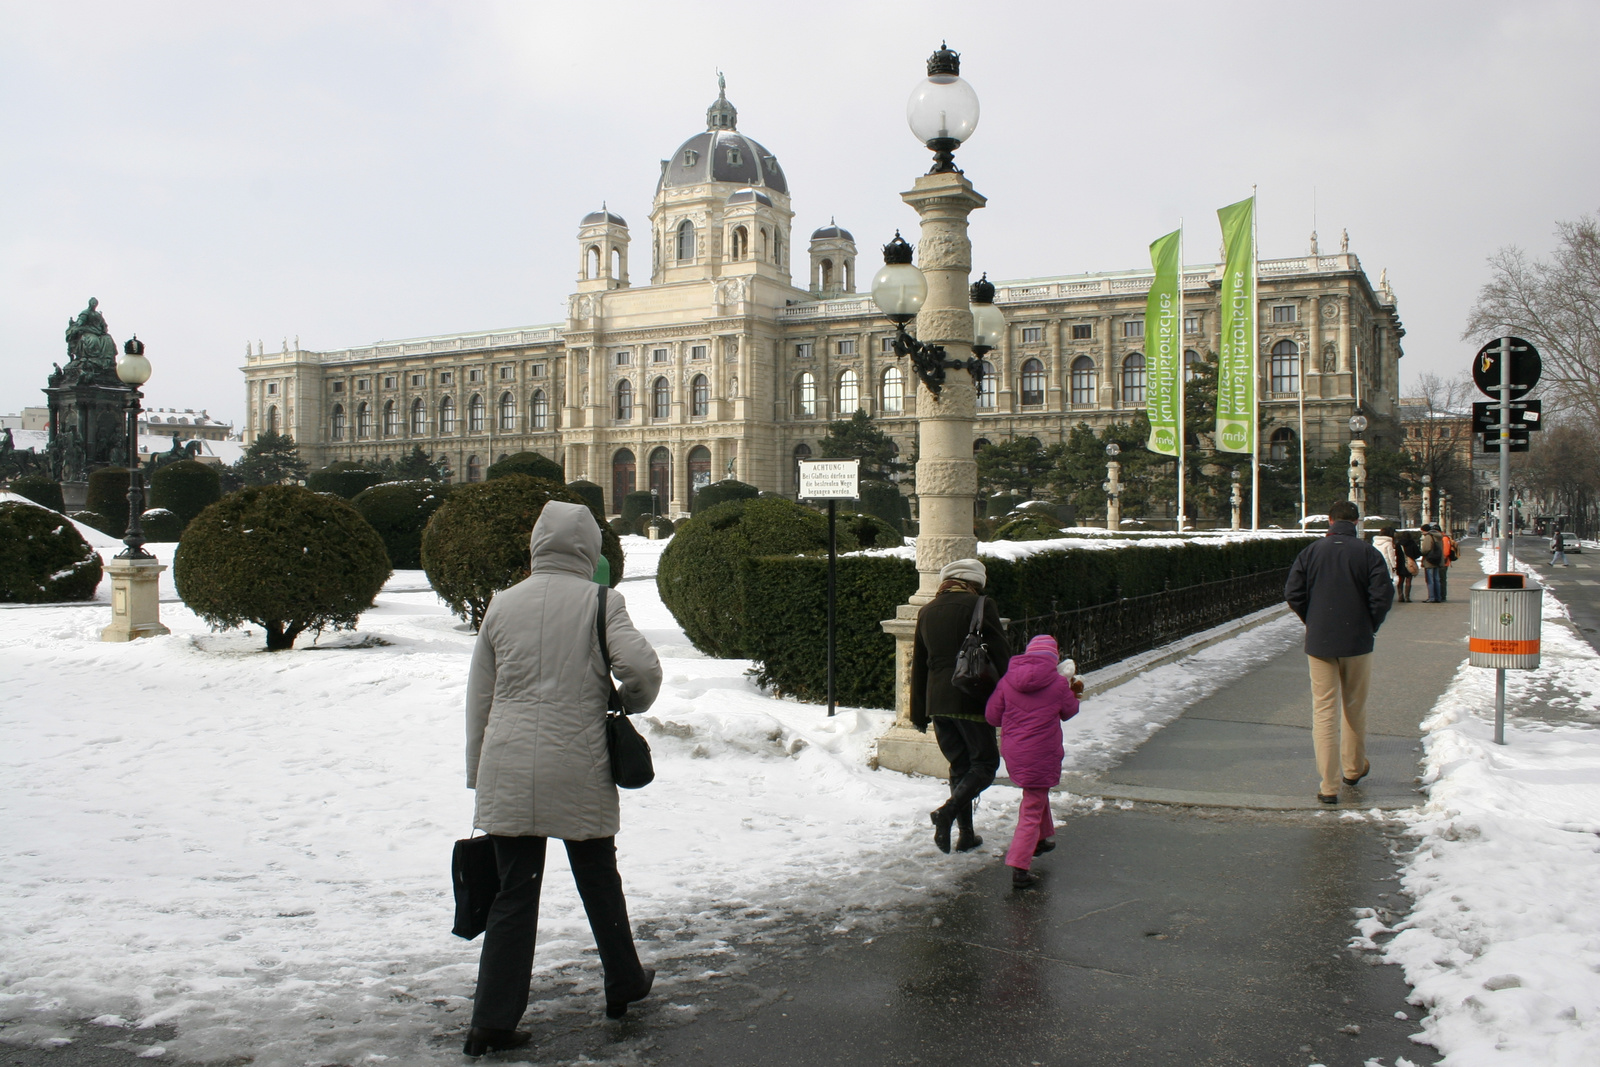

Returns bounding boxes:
[1005,787,1055,870]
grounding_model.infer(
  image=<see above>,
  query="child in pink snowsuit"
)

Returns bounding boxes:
[985,634,1081,888]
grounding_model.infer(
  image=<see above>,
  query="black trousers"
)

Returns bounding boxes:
[471,835,645,1030]
[933,717,1000,809]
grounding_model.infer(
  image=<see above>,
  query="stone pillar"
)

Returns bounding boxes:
[1349,438,1367,518]
[1105,459,1122,530]
[876,172,986,778]
[101,557,169,642]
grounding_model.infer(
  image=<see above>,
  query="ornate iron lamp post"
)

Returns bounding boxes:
[1103,443,1122,530]
[102,335,170,642]
[871,236,993,395]
[1230,467,1243,531]
[1347,413,1368,520]
[1422,473,1433,528]
[906,41,979,175]
[115,337,154,559]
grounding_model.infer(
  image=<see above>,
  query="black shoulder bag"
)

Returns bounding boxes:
[598,586,655,789]
[950,594,1000,697]
[450,833,498,940]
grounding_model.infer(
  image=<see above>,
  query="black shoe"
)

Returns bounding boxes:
[1010,866,1040,889]
[1033,837,1057,856]
[463,1027,532,1057]
[1342,761,1372,787]
[930,805,955,854]
[605,966,655,1019]
[1317,793,1339,805]
[955,828,983,852]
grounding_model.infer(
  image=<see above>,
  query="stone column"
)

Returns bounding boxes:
[876,172,986,778]
[102,557,169,642]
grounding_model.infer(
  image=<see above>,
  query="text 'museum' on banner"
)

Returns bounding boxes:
[1145,229,1182,458]
[1215,196,1256,456]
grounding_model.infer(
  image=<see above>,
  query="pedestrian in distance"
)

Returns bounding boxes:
[985,634,1082,889]
[1284,500,1395,805]
[462,502,663,1056]
[1438,524,1459,601]
[1551,528,1569,567]
[1419,523,1444,602]
[1371,526,1399,601]
[911,558,1012,855]
[1394,530,1421,603]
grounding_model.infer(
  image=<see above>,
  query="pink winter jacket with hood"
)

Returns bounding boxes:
[984,634,1080,789]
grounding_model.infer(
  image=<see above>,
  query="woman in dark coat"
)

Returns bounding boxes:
[1395,530,1421,603]
[911,558,1011,853]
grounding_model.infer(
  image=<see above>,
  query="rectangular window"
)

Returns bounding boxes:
[468,368,483,382]
[266,382,278,395]
[410,373,424,387]
[1122,320,1143,339]
[652,348,668,363]
[331,381,345,393]
[356,378,370,391]
[1184,316,1199,335]
[1273,305,1298,323]
[881,336,895,352]
[1071,324,1092,340]
[691,345,708,360]
[1022,326,1043,344]
[795,343,813,359]
[499,366,513,379]
[837,339,856,355]
[382,376,396,389]
[439,371,453,385]
[614,350,632,366]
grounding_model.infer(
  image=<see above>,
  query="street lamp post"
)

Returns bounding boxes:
[1103,443,1122,531]
[1230,467,1242,531]
[102,336,170,642]
[1422,474,1433,528]
[1348,414,1368,521]
[876,43,988,776]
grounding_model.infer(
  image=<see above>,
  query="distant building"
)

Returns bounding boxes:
[0,407,51,432]
[138,407,234,442]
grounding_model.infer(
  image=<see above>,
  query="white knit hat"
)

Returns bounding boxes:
[938,558,987,589]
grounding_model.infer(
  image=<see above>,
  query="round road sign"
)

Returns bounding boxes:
[1474,336,1541,400]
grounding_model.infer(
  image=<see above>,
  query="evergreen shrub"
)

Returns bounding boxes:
[858,480,910,531]
[175,485,391,650]
[487,451,563,483]
[306,462,385,499]
[149,459,221,528]
[351,480,452,568]
[621,489,659,527]
[421,474,621,629]
[139,508,185,542]
[8,475,63,512]
[609,515,639,537]
[992,512,1066,542]
[0,500,103,603]
[689,479,759,516]
[70,510,117,536]
[566,479,604,515]
[646,515,676,537]
[87,466,131,532]
[839,510,904,549]
[656,496,856,658]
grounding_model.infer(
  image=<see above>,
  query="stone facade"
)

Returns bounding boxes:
[242,88,1405,517]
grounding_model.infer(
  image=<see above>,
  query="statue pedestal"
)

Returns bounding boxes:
[101,557,170,642]
[875,609,951,779]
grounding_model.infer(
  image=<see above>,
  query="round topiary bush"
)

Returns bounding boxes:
[657,496,857,658]
[421,474,622,630]
[620,489,658,528]
[174,485,391,650]
[87,466,131,533]
[351,480,452,569]
[566,479,604,515]
[7,475,64,513]
[689,479,759,516]
[984,492,1028,519]
[645,515,676,538]
[608,515,639,537]
[69,510,117,536]
[149,459,221,528]
[139,508,185,543]
[991,512,1066,542]
[840,511,904,549]
[306,462,385,499]
[486,451,563,483]
[0,500,103,602]
[858,480,909,532]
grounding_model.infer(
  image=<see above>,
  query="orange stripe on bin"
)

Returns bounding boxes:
[1469,638,1540,655]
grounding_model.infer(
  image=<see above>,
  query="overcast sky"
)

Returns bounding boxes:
[3,0,1596,428]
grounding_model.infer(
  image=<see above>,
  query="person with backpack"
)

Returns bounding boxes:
[1437,526,1459,602]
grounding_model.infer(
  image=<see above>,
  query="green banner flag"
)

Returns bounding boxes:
[1145,229,1182,457]
[1215,196,1256,455]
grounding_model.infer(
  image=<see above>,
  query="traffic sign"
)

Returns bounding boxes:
[1473,336,1541,400]
[1472,399,1542,434]
[1481,434,1530,453]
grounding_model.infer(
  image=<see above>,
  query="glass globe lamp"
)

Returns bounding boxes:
[870,231,927,324]
[968,273,1005,356]
[907,43,979,173]
[117,335,152,385]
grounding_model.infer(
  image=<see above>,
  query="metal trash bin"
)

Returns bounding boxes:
[1469,573,1543,670]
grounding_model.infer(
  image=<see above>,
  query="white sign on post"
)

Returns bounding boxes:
[798,459,860,500]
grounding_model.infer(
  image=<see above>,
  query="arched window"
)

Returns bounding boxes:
[331,403,345,441]
[610,248,621,278]
[1021,358,1047,406]
[973,438,991,451]
[796,372,817,416]
[652,376,671,419]
[820,258,833,290]
[1121,352,1146,405]
[648,446,671,504]
[676,220,695,262]
[977,361,996,409]
[530,389,548,430]
[687,445,712,504]
[356,402,372,439]
[615,380,633,421]
[467,394,485,432]
[837,369,860,413]
[731,225,748,260]
[881,366,904,413]
[1184,349,1201,382]
[1270,339,1300,394]
[265,406,278,434]
[411,398,427,436]
[586,245,600,279]
[773,230,782,265]
[1070,356,1097,406]
[383,399,398,436]
[792,442,812,493]
[759,227,769,260]
[691,374,710,417]
[612,448,636,512]
[439,396,455,434]
[498,392,515,431]
[1270,426,1297,462]
[466,455,482,482]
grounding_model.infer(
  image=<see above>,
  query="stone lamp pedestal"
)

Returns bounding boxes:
[101,556,170,642]
[876,172,985,777]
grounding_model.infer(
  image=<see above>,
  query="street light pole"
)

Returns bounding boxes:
[1422,474,1433,528]
[1103,442,1122,531]
[102,335,170,642]
[1230,467,1242,531]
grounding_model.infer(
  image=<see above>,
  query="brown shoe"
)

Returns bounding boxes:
[1342,761,1372,787]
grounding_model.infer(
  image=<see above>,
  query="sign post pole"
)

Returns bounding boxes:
[798,459,860,717]
[1497,337,1511,746]
[827,498,838,717]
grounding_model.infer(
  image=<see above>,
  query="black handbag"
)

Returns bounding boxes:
[450,833,499,940]
[951,594,1000,697]
[598,586,655,789]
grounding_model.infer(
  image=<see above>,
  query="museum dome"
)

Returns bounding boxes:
[659,80,788,195]
[581,206,627,227]
[726,187,773,207]
[810,220,853,241]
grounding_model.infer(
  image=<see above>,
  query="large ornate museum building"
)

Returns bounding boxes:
[242,85,1405,516]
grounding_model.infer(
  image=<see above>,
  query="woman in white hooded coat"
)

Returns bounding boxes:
[462,501,662,1055]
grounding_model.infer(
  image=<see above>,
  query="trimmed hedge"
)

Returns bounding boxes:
[646,515,676,537]
[992,512,1066,542]
[690,479,759,516]
[839,510,904,549]
[621,489,659,527]
[87,466,130,533]
[149,460,221,528]
[420,474,621,629]
[487,451,563,483]
[174,485,391,650]
[0,500,103,602]
[70,510,116,536]
[567,479,604,515]
[8,475,63,512]
[139,508,185,543]
[351,480,452,568]
[858,480,910,532]
[306,462,385,499]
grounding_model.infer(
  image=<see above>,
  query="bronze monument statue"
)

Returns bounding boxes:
[46,298,135,492]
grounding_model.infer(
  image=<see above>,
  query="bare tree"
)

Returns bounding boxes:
[1465,214,1600,434]
[1512,419,1600,538]
[1404,372,1477,514]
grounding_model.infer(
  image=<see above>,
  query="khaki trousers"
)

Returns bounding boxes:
[1307,654,1371,796]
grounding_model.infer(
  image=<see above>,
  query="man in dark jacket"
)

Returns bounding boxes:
[1284,501,1395,804]
[912,558,1012,853]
